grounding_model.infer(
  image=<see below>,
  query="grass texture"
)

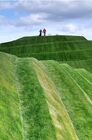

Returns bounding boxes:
[0,52,92,139]
[0,35,92,140]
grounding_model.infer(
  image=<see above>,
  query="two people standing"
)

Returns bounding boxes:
[39,28,46,36]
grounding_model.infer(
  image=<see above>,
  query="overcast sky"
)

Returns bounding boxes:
[0,0,92,42]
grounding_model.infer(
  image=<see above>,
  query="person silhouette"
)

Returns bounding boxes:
[39,29,42,36]
[43,28,46,36]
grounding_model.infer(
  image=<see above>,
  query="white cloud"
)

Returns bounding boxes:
[65,24,78,32]
[0,1,14,9]
[0,0,92,42]
[15,13,47,26]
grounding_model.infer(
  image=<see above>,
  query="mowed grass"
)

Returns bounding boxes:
[62,59,92,73]
[0,53,23,140]
[0,35,92,72]
[0,35,92,140]
[43,60,92,140]
[0,53,79,140]
[15,58,57,140]
[0,35,86,47]
[32,58,79,140]
[0,51,92,139]
[0,36,90,59]
[0,53,56,140]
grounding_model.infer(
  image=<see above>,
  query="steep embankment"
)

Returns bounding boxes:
[43,61,92,140]
[0,35,92,73]
[0,52,92,140]
[0,36,90,60]
[0,53,56,140]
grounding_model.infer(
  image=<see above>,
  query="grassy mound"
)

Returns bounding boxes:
[0,53,56,140]
[0,35,92,139]
[0,52,92,139]
[0,36,89,59]
[0,35,92,72]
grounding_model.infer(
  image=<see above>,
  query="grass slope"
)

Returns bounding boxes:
[0,52,92,139]
[0,52,57,140]
[0,35,86,47]
[0,53,23,140]
[0,36,90,59]
[63,59,92,73]
[0,35,92,72]
[43,60,92,140]
[32,59,78,140]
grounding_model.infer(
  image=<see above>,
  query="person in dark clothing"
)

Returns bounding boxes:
[39,29,42,36]
[43,28,46,36]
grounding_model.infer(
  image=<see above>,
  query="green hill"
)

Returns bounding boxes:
[0,35,92,140]
[0,35,92,71]
[0,36,89,59]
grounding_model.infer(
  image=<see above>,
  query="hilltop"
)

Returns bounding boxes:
[0,35,92,72]
[0,35,92,140]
